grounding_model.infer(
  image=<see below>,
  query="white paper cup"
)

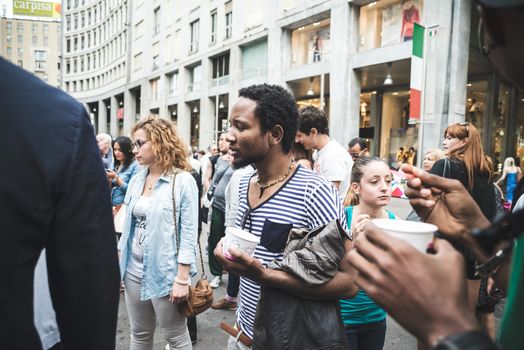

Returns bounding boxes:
[223,227,260,260]
[372,219,438,253]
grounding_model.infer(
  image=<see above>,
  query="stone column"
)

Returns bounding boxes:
[110,95,118,137]
[199,59,214,150]
[123,89,136,137]
[98,99,108,134]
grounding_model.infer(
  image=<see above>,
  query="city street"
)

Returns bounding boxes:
[115,198,417,349]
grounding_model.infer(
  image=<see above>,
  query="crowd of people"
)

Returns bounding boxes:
[2,1,524,350]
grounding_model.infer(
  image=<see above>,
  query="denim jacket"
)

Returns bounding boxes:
[111,160,141,206]
[118,168,198,301]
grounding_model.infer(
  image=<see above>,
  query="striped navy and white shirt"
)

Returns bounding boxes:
[234,165,349,339]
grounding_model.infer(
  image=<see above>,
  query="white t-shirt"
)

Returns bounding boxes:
[313,139,353,199]
[127,195,152,279]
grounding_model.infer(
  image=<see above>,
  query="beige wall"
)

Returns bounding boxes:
[0,18,61,87]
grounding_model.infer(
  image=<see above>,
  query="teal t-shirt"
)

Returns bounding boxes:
[340,206,393,325]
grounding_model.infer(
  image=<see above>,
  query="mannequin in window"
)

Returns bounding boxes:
[401,0,420,42]
[312,33,322,62]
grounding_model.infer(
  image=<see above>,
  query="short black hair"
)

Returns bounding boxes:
[238,84,298,153]
[348,137,367,150]
[297,106,329,135]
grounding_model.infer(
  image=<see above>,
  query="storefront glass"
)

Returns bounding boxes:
[291,19,331,67]
[465,81,488,142]
[490,83,512,174]
[359,92,378,156]
[516,93,524,173]
[359,0,424,51]
[381,90,418,168]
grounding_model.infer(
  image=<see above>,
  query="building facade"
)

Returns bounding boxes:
[62,0,524,172]
[0,0,61,87]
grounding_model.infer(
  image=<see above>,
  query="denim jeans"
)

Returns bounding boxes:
[344,319,386,350]
[227,273,240,298]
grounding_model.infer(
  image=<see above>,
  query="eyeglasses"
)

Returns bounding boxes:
[131,139,149,150]
[459,122,469,137]
[349,148,368,160]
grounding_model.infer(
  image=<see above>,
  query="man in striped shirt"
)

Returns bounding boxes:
[214,84,358,349]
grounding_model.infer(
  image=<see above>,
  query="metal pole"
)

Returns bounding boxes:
[320,51,325,111]
[214,64,219,144]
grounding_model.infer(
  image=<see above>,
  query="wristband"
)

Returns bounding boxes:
[174,276,191,285]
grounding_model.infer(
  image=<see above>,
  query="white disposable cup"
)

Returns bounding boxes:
[223,227,260,260]
[372,219,438,253]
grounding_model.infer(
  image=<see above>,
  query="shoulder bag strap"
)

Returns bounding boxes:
[172,172,207,279]
[442,158,451,178]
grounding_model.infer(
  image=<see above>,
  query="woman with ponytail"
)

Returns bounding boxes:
[340,157,397,350]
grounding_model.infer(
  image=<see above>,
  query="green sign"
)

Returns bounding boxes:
[13,1,60,18]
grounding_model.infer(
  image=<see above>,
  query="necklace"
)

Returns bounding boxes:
[255,159,295,198]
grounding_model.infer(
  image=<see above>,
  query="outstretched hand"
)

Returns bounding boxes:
[401,164,490,250]
[347,222,478,347]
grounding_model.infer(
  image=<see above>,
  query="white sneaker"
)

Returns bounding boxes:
[210,275,222,289]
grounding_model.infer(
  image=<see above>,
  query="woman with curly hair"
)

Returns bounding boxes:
[118,116,198,350]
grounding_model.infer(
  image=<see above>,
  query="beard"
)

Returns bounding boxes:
[232,153,264,170]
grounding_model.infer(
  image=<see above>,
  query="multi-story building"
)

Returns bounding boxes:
[0,0,61,87]
[62,0,524,172]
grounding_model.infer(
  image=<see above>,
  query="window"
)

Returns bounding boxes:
[6,47,12,57]
[18,48,23,57]
[74,37,78,51]
[66,16,71,31]
[17,22,23,31]
[74,13,78,29]
[18,35,23,43]
[66,39,71,52]
[32,23,38,34]
[189,64,202,92]
[43,24,49,34]
[168,72,178,95]
[225,11,233,39]
[359,0,424,51]
[66,60,71,73]
[31,35,37,44]
[34,50,47,71]
[6,22,12,34]
[210,11,217,44]
[241,39,268,79]
[18,60,23,67]
[212,52,230,84]
[291,19,331,67]
[133,52,142,71]
[6,35,12,43]
[190,20,199,52]
[153,55,159,70]
[150,78,159,100]
[43,36,48,46]
[153,7,160,35]
[134,20,143,39]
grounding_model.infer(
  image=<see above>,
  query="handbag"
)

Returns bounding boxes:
[113,205,126,233]
[171,172,214,317]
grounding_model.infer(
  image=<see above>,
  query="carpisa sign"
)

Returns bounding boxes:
[13,1,59,18]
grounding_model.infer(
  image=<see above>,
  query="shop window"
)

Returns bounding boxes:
[241,39,268,79]
[516,93,524,173]
[359,0,423,51]
[290,19,330,67]
[465,81,488,144]
[491,83,512,174]
[378,90,418,167]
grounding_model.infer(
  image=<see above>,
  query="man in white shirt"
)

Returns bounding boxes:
[295,106,353,199]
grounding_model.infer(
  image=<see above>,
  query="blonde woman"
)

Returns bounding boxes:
[495,157,521,203]
[422,148,445,172]
[118,116,198,350]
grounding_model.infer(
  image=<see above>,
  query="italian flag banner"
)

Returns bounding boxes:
[409,23,425,122]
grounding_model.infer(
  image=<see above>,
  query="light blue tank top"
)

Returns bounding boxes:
[339,206,394,325]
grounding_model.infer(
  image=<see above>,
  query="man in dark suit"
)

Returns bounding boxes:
[0,58,120,349]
